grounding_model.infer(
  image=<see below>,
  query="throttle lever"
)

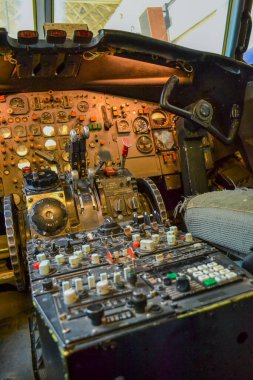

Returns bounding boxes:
[160,75,240,145]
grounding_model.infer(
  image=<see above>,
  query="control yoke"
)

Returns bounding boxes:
[160,75,240,145]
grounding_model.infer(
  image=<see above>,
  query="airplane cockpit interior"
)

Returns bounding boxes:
[1,0,253,379]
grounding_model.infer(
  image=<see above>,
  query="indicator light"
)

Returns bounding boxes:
[73,30,93,44]
[46,29,67,44]
[17,30,39,45]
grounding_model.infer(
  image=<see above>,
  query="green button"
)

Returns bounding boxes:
[203,278,217,287]
[97,123,102,130]
[166,272,177,280]
[88,123,93,131]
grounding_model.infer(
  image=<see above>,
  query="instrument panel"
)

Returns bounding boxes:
[0,90,180,204]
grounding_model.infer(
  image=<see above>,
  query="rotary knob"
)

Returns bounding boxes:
[25,169,59,191]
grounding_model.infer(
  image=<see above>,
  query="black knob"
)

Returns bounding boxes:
[143,212,151,225]
[86,303,104,326]
[163,277,172,286]
[66,240,74,254]
[42,278,53,291]
[176,276,191,293]
[132,291,147,313]
[153,210,161,224]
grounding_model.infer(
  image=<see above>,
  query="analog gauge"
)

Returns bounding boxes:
[14,125,26,137]
[136,135,153,153]
[43,125,55,137]
[56,111,68,123]
[16,144,28,157]
[8,96,28,115]
[62,151,69,162]
[133,117,149,134]
[151,110,168,126]
[45,139,57,151]
[41,112,54,124]
[0,127,11,138]
[18,158,30,170]
[117,120,131,133]
[58,125,69,136]
[77,100,89,112]
[29,124,41,136]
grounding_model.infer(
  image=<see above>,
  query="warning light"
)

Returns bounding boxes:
[73,30,93,44]
[46,29,67,44]
[17,30,39,45]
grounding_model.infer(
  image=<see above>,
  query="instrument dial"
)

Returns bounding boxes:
[58,125,69,136]
[136,135,153,154]
[77,100,89,112]
[18,158,30,170]
[14,125,26,137]
[45,139,57,151]
[43,126,55,137]
[56,111,68,123]
[133,117,149,134]
[151,110,168,126]
[0,128,11,138]
[29,124,41,136]
[117,120,131,133]
[41,112,54,124]
[8,96,28,115]
[16,144,29,157]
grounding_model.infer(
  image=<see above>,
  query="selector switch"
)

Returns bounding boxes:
[86,303,104,326]
[132,291,147,314]
[42,278,53,291]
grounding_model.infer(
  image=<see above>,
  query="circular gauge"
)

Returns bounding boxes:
[58,125,69,136]
[0,128,11,138]
[43,125,55,137]
[18,158,30,170]
[136,135,153,153]
[45,139,57,151]
[9,97,25,113]
[41,112,54,124]
[133,117,149,134]
[62,151,69,162]
[29,124,41,136]
[77,100,89,112]
[151,110,168,126]
[16,144,28,157]
[117,120,130,133]
[57,111,68,123]
[14,125,26,137]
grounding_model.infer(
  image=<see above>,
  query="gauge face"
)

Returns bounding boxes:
[41,112,54,124]
[136,135,153,154]
[117,120,131,133]
[77,100,89,112]
[18,158,30,170]
[45,139,57,151]
[14,125,26,137]
[151,110,168,126]
[153,130,174,151]
[8,96,28,115]
[16,144,28,157]
[43,125,55,137]
[0,127,11,138]
[58,125,69,136]
[29,124,41,136]
[133,117,149,134]
[56,111,68,123]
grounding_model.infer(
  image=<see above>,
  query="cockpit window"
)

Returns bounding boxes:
[54,0,230,54]
[0,0,34,38]
[243,6,253,64]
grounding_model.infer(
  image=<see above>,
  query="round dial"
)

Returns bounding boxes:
[16,144,28,157]
[133,117,149,134]
[9,97,28,114]
[58,125,69,136]
[57,111,68,123]
[45,139,57,151]
[151,110,168,126]
[136,135,153,154]
[18,158,30,170]
[29,124,41,136]
[14,125,26,137]
[117,120,130,133]
[41,112,54,124]
[77,100,89,112]
[0,128,11,138]
[43,125,55,137]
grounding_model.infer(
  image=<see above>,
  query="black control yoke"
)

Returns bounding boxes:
[160,75,240,145]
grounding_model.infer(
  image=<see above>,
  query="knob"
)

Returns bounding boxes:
[63,288,78,305]
[42,278,53,291]
[39,260,50,276]
[86,303,104,326]
[176,276,191,293]
[153,210,161,224]
[127,270,138,286]
[143,212,151,225]
[132,291,147,314]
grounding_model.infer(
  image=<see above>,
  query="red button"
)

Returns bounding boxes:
[133,241,140,248]
[128,247,136,259]
[33,262,40,270]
